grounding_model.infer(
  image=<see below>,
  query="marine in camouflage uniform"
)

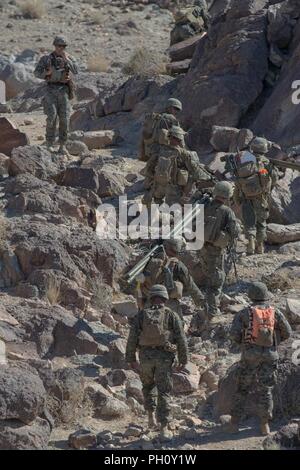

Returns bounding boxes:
[143,125,214,207]
[126,284,188,438]
[34,36,78,154]
[191,182,239,330]
[228,282,292,436]
[170,0,210,46]
[139,97,182,163]
[138,237,206,321]
[233,137,279,255]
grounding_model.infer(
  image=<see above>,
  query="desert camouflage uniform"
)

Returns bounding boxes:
[230,305,292,420]
[233,154,279,244]
[143,143,213,207]
[170,2,210,46]
[125,306,188,426]
[34,53,78,145]
[198,198,238,317]
[142,253,205,319]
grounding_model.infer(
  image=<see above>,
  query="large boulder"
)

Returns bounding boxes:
[263,421,300,450]
[178,3,269,149]
[267,223,300,244]
[9,145,61,179]
[0,117,29,157]
[0,365,46,424]
[0,62,40,100]
[0,418,51,450]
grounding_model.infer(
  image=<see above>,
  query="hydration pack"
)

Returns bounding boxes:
[139,306,172,348]
[245,306,275,347]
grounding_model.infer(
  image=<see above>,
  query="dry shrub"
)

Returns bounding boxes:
[91,10,103,25]
[263,272,294,292]
[0,216,7,245]
[86,275,112,311]
[18,0,46,19]
[123,48,166,77]
[45,277,61,305]
[87,55,109,72]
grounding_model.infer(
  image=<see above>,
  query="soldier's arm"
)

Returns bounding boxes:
[125,313,142,363]
[171,312,188,365]
[230,310,245,344]
[183,151,213,183]
[225,208,239,240]
[176,262,205,306]
[66,56,79,75]
[34,56,50,80]
[275,310,292,342]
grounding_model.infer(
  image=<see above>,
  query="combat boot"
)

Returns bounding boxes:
[147,411,157,429]
[46,142,55,153]
[256,241,265,254]
[225,416,239,434]
[160,424,173,440]
[58,144,69,156]
[247,237,255,255]
[260,420,270,436]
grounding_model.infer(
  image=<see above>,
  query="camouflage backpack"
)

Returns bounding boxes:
[234,151,271,198]
[204,201,230,248]
[154,152,176,186]
[139,306,172,348]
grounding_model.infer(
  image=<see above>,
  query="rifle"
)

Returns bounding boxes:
[124,193,211,285]
[226,240,239,282]
[267,158,300,172]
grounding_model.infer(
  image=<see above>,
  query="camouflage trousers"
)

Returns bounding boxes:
[200,244,225,317]
[43,85,71,145]
[241,197,269,243]
[232,358,278,421]
[139,348,174,426]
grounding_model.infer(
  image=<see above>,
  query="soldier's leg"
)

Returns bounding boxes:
[154,354,174,427]
[43,91,58,145]
[57,90,71,145]
[205,249,225,317]
[256,361,277,423]
[241,200,257,255]
[139,353,157,416]
[231,361,257,422]
[253,198,269,254]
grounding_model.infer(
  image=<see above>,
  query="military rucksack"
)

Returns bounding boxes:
[204,202,230,248]
[234,151,271,198]
[154,153,176,186]
[139,306,172,348]
[245,306,275,347]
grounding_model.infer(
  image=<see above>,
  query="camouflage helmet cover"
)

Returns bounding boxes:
[53,36,68,46]
[149,284,169,301]
[163,237,186,253]
[250,137,269,154]
[248,282,273,301]
[169,125,186,140]
[166,98,183,111]
[213,181,234,199]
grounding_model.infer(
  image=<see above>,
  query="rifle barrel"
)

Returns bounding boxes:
[269,158,300,171]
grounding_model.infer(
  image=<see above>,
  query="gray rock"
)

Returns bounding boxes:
[66,140,89,156]
[267,223,300,244]
[0,418,51,450]
[0,365,46,424]
[285,298,300,325]
[263,422,300,450]
[68,429,97,449]
[0,62,39,100]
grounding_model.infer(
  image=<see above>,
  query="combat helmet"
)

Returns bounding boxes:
[213,181,234,200]
[166,98,183,111]
[149,284,169,301]
[248,282,273,301]
[169,125,186,140]
[250,137,269,154]
[163,237,186,253]
[53,36,68,47]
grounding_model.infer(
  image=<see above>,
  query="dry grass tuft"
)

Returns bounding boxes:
[123,48,166,77]
[45,277,61,306]
[18,0,46,19]
[87,54,109,72]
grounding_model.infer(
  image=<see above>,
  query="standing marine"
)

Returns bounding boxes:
[228,282,292,435]
[34,36,78,155]
[126,284,188,439]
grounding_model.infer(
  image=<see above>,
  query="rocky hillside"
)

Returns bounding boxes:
[0,0,300,450]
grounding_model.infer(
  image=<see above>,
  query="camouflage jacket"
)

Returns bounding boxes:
[143,254,205,306]
[204,199,239,248]
[145,144,213,186]
[139,112,180,161]
[230,304,292,361]
[125,306,188,364]
[34,52,78,80]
